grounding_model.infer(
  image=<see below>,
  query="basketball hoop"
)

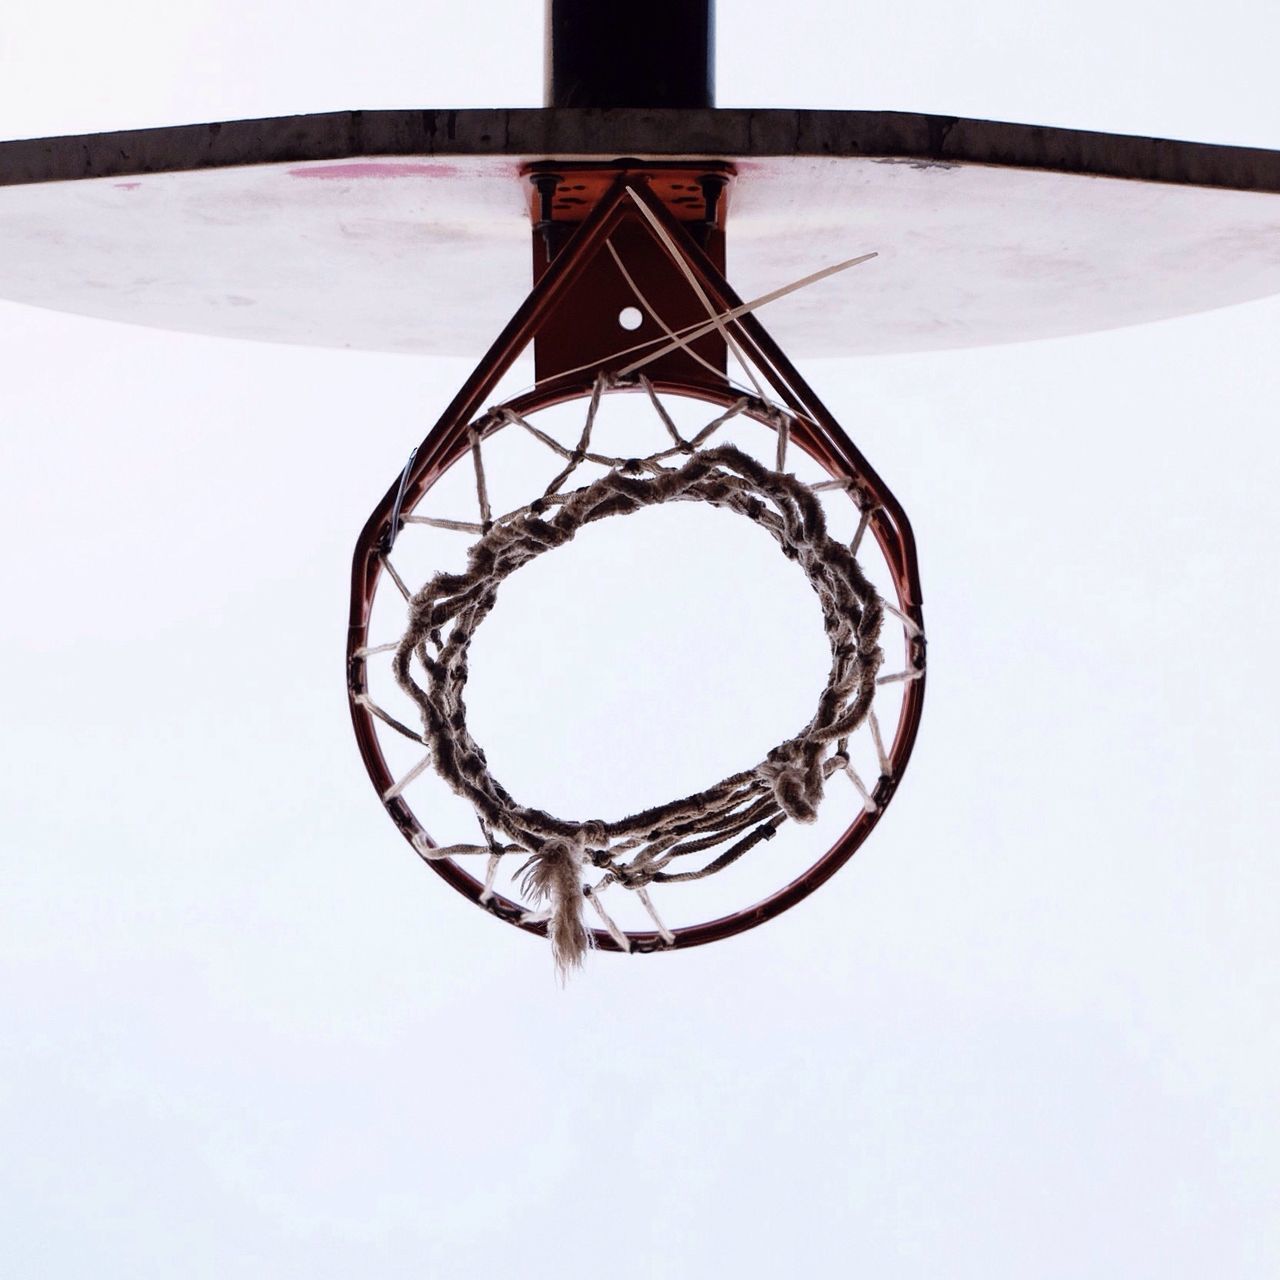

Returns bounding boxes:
[346,174,926,973]
[6,0,1276,974]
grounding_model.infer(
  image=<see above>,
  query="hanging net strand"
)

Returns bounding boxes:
[372,372,909,976]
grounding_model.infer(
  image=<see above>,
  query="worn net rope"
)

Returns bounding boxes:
[363,372,920,976]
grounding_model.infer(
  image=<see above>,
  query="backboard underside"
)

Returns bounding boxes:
[1,108,1278,356]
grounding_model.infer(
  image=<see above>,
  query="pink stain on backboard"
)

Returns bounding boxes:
[114,182,142,190]
[288,162,456,180]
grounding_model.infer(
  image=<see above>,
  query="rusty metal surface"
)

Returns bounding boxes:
[527,163,732,382]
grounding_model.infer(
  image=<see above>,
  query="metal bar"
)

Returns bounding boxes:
[9,110,1280,195]
[545,0,715,109]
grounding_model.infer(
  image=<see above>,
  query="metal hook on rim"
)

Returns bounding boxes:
[383,444,419,554]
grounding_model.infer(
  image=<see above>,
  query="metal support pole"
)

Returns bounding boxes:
[545,0,715,109]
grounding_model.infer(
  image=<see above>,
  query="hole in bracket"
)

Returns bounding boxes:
[618,307,644,331]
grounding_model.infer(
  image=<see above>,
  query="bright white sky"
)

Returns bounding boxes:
[2,3,1279,1276]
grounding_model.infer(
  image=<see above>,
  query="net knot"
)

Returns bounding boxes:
[611,865,647,889]
[760,754,825,824]
[578,820,607,849]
